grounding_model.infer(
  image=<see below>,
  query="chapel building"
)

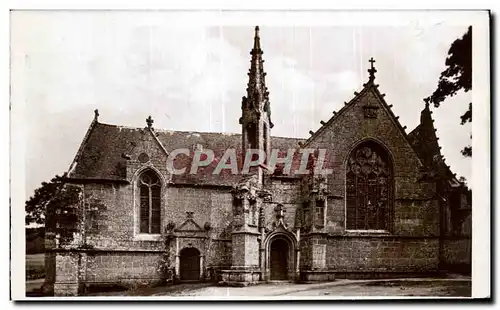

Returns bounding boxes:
[43,26,472,296]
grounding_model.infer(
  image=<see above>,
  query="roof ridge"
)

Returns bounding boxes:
[94,121,304,140]
[301,84,370,147]
[67,116,99,177]
[300,80,425,168]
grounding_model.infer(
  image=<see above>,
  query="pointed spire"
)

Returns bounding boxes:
[253,26,261,52]
[417,98,444,169]
[421,98,433,126]
[245,26,269,112]
[368,57,377,82]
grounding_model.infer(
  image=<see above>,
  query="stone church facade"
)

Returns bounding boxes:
[43,27,471,296]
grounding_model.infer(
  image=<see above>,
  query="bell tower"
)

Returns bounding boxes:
[240,26,273,179]
[220,26,274,286]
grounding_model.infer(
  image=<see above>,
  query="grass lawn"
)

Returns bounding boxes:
[26,253,45,280]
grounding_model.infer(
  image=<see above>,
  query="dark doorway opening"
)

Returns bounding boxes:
[179,247,200,281]
[270,239,289,280]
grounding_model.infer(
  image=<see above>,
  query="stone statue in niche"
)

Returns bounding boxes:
[273,204,287,229]
[233,198,243,216]
[251,203,257,226]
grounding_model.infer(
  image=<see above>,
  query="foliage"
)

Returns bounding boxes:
[26,227,45,254]
[425,26,472,157]
[25,174,81,227]
[157,232,175,284]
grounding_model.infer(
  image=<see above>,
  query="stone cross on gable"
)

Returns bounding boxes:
[368,57,377,80]
[424,97,430,109]
[369,57,376,68]
[186,211,194,219]
[146,115,154,128]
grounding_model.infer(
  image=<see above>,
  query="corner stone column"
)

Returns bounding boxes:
[174,236,180,282]
[221,193,262,286]
[53,252,81,296]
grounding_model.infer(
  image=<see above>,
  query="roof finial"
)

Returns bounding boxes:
[94,109,99,121]
[252,25,261,52]
[368,57,377,81]
[146,115,154,128]
[424,97,430,109]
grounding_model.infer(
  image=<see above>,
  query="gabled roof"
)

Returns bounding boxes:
[66,120,305,186]
[301,78,422,169]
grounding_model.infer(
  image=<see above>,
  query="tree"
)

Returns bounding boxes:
[425,26,472,157]
[25,174,81,226]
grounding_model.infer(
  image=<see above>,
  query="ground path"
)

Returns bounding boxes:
[26,275,471,298]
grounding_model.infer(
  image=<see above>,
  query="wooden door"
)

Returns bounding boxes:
[270,239,288,280]
[180,248,200,281]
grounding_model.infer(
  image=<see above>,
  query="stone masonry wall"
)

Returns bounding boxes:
[52,176,234,293]
[325,237,439,272]
[305,88,438,236]
[263,179,302,230]
[298,87,441,276]
[85,252,162,284]
[441,238,471,271]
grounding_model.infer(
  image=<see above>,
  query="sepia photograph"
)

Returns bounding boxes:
[10,9,490,300]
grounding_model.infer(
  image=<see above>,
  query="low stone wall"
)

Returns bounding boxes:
[441,237,471,273]
[48,249,233,296]
[219,268,261,286]
[85,251,163,284]
[324,236,440,272]
[50,250,165,296]
[300,270,336,282]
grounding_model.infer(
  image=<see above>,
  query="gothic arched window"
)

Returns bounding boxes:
[346,142,393,231]
[139,170,161,234]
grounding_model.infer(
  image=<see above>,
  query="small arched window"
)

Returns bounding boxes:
[139,170,161,234]
[346,141,393,231]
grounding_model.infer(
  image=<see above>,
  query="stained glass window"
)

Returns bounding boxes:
[139,170,161,234]
[346,142,393,231]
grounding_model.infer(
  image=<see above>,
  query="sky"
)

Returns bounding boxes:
[11,11,472,198]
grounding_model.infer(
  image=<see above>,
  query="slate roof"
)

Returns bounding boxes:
[407,104,457,181]
[66,121,306,186]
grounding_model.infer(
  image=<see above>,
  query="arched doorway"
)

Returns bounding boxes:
[270,239,289,280]
[179,247,200,281]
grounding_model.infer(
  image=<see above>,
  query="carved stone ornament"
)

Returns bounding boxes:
[165,221,176,232]
[363,105,379,119]
[310,174,329,200]
[258,207,265,228]
[138,152,150,163]
[257,189,272,202]
[273,204,287,230]
[231,174,259,201]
